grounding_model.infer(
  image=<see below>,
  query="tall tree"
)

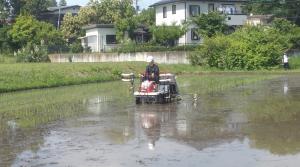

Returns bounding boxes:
[9,14,64,49]
[9,0,26,16]
[192,12,228,38]
[59,0,66,6]
[0,0,10,21]
[88,0,135,24]
[61,13,83,42]
[136,8,155,27]
[49,0,57,7]
[25,0,54,18]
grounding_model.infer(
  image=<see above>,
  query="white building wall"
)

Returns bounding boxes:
[86,29,99,52]
[226,15,247,25]
[155,1,247,44]
[84,28,116,52]
[98,28,117,52]
[156,2,186,26]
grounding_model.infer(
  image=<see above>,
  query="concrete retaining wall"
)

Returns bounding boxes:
[48,51,190,64]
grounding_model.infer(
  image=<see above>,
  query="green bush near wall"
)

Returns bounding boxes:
[113,43,198,53]
[189,26,291,70]
[289,56,300,69]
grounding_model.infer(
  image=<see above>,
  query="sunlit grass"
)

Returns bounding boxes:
[290,56,300,69]
[0,62,299,93]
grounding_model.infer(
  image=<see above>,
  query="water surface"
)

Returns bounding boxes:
[0,74,300,167]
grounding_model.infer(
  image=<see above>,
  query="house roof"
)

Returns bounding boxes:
[82,24,115,30]
[47,5,81,12]
[150,0,248,7]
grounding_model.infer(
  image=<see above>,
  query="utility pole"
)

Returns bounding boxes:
[57,5,61,29]
[135,0,139,13]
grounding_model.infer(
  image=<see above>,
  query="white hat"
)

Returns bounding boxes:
[146,56,154,63]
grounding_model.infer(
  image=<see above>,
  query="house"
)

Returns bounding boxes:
[246,14,273,26]
[40,5,81,27]
[150,0,248,45]
[80,24,117,52]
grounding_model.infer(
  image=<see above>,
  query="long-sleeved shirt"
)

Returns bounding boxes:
[145,64,160,84]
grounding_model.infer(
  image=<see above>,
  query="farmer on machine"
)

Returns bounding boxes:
[144,56,160,84]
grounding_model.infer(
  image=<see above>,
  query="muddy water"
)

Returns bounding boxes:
[0,74,300,167]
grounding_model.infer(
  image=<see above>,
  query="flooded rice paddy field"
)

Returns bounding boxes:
[0,74,300,167]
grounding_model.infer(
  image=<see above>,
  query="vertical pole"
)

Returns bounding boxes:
[57,6,61,29]
[136,0,138,13]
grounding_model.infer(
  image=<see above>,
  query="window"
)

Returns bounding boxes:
[190,5,200,17]
[172,5,176,14]
[163,6,167,18]
[191,29,200,41]
[106,35,116,44]
[208,4,214,12]
[218,4,236,14]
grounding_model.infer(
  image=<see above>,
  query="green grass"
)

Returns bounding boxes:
[0,54,16,64]
[0,62,208,93]
[290,56,300,69]
[0,62,299,93]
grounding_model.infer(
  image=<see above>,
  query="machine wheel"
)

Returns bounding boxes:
[136,97,141,104]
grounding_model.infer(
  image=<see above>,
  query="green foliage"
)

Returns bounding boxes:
[271,18,300,49]
[10,15,64,49]
[136,8,156,27]
[289,56,300,69]
[86,0,135,24]
[245,0,300,26]
[15,43,49,62]
[189,26,291,70]
[9,15,64,61]
[290,27,300,49]
[0,25,15,53]
[271,18,295,33]
[61,13,84,43]
[192,12,228,37]
[150,24,187,46]
[69,40,84,53]
[0,0,9,20]
[116,8,155,42]
[114,41,197,53]
[59,0,67,6]
[21,0,55,18]
[49,0,57,7]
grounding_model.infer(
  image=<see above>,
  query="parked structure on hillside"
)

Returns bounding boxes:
[80,24,117,52]
[41,5,81,28]
[246,14,273,26]
[150,0,247,44]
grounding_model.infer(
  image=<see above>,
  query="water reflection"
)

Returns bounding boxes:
[137,105,177,150]
[1,74,300,167]
[283,79,289,95]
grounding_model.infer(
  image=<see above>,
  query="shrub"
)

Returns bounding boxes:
[189,26,291,70]
[150,24,187,46]
[69,41,84,53]
[114,42,197,53]
[289,56,300,69]
[15,44,49,62]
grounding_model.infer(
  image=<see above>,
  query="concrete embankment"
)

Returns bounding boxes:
[48,51,190,64]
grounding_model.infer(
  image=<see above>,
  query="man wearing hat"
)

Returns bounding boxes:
[145,56,160,84]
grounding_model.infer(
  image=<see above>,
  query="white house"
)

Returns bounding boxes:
[150,0,248,44]
[80,24,117,52]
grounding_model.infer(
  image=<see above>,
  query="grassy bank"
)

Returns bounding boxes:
[0,62,299,93]
[290,56,300,69]
[0,62,203,93]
